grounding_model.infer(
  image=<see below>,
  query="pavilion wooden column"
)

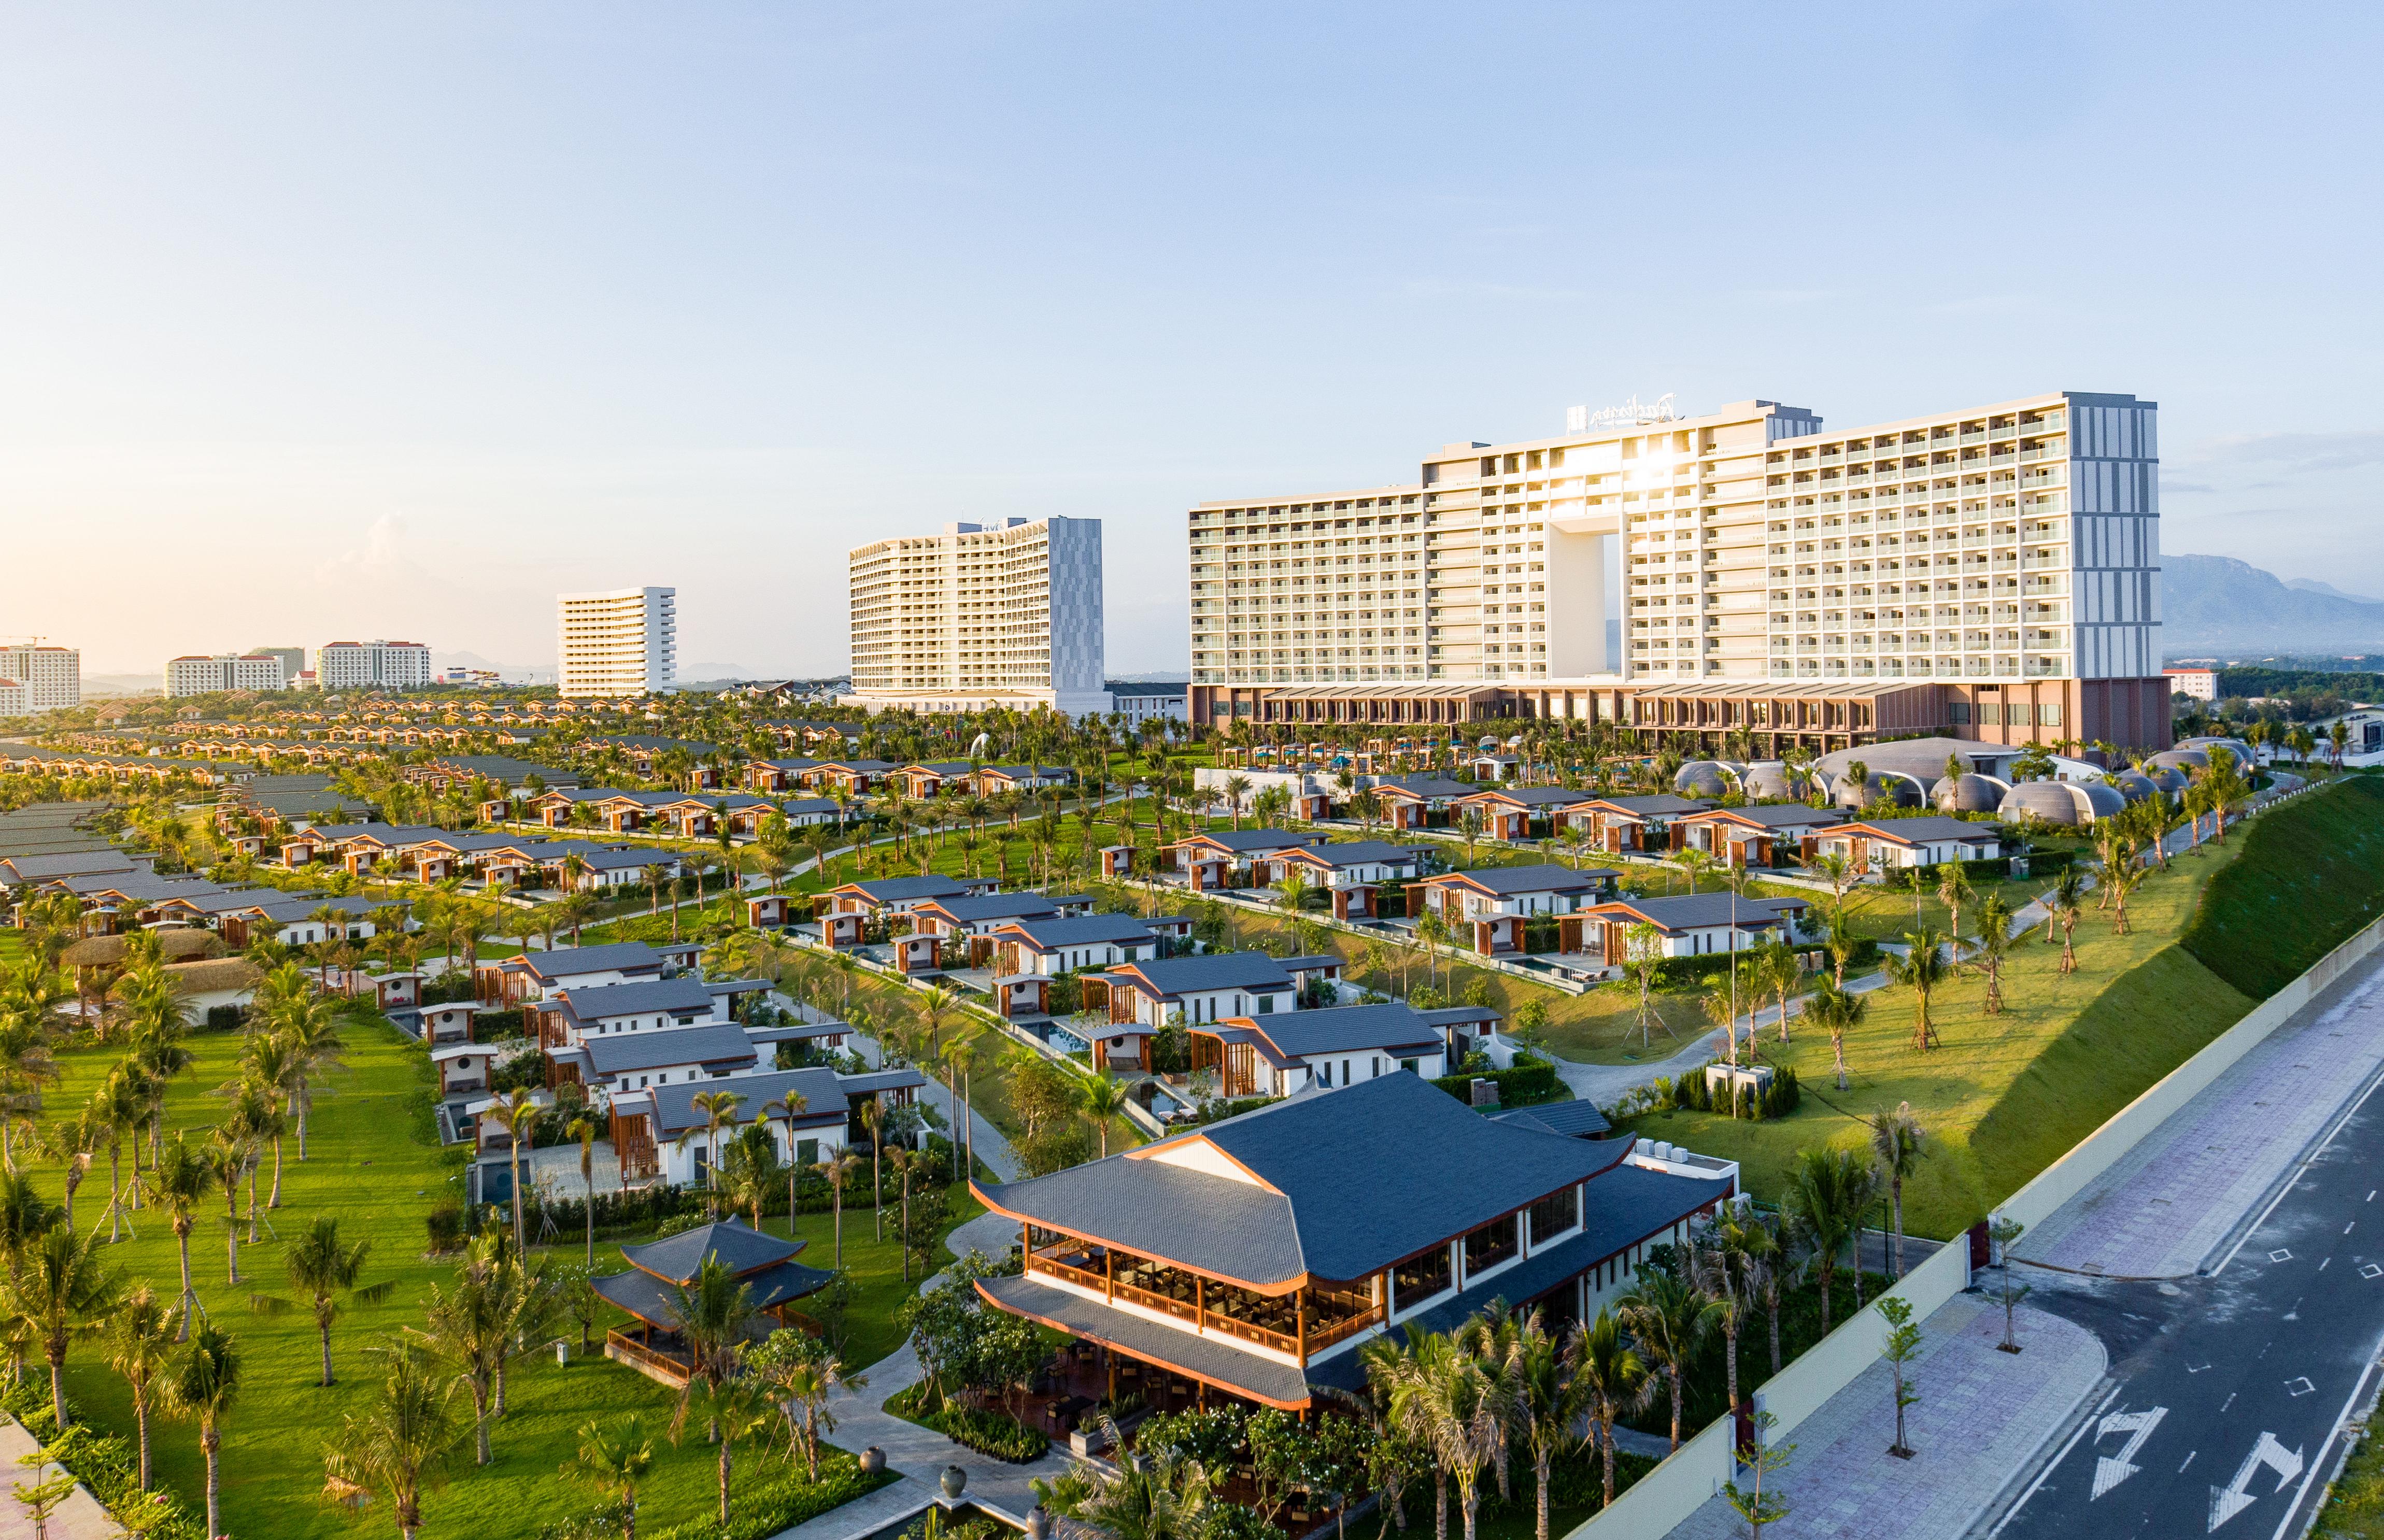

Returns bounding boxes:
[1296,1289,1307,1362]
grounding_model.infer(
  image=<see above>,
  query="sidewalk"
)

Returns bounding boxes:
[2014,947,2384,1278]
[0,1419,119,1540]
[849,1030,1023,1182]
[1667,1297,2103,1540]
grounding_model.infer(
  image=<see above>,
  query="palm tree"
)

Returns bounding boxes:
[485,1089,545,1252]
[322,1344,465,1540]
[1080,1074,1130,1159]
[1969,894,2017,1015]
[163,1323,240,1540]
[251,1215,392,1386]
[821,1150,862,1268]
[139,1133,212,1339]
[666,1258,757,1405]
[567,1415,657,1540]
[107,1286,176,1491]
[1869,1103,1927,1279]
[565,1114,602,1269]
[1425,1345,1514,1540]
[1801,978,1866,1093]
[682,1090,746,1216]
[1367,1324,1455,1540]
[1885,929,1950,1051]
[1511,1309,1587,1540]
[10,1210,126,1430]
[1756,938,1802,1045]
[1572,1309,1651,1509]
[2047,868,2085,973]
[1617,1271,1719,1452]
[416,1235,513,1466]
[676,1375,773,1528]
[1934,863,1974,951]
[274,993,348,1162]
[1790,1146,1880,1332]
[858,1100,889,1242]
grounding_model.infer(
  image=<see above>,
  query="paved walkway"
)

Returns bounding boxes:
[848,1031,1023,1182]
[0,1419,120,1540]
[1668,1297,2104,1540]
[2016,948,2384,1278]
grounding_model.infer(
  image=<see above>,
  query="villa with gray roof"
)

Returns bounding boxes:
[1807,816,2003,874]
[1414,863,1623,956]
[1579,891,1814,965]
[1097,951,1299,1026]
[973,1072,1734,1411]
[1190,1002,1449,1098]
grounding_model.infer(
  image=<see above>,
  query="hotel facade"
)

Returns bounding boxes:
[844,516,1106,717]
[1186,391,2166,752]
[0,646,80,713]
[558,587,677,698]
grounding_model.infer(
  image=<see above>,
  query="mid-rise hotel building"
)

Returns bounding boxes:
[1187,391,2165,751]
[558,587,677,698]
[845,516,1106,716]
[313,639,432,691]
[0,646,80,713]
[166,652,286,697]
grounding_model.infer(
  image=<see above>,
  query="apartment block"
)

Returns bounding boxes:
[1187,391,2166,751]
[844,516,1106,716]
[0,646,80,712]
[166,653,287,697]
[558,588,677,698]
[314,640,432,692]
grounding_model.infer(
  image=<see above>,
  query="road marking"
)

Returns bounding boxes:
[2271,1249,2295,1262]
[2224,1392,2238,1413]
[2322,1259,2333,1272]
[2181,1450,2198,1474]
[2092,1406,2168,1498]
[2362,1263,2383,1279]
[2209,1431,2304,1530]
[1991,1385,2120,1537]
[2288,1377,2317,1396]
[2216,1065,2384,1276]
[2189,1362,2215,1373]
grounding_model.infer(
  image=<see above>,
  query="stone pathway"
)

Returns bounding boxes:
[1667,1297,2103,1540]
[2016,950,2384,1278]
[0,1420,120,1540]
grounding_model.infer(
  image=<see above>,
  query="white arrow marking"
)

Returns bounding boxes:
[2092,1406,2167,1498]
[2208,1431,2304,1530]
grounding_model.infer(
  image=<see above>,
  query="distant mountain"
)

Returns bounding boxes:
[2284,577,2384,606]
[2164,554,2384,657]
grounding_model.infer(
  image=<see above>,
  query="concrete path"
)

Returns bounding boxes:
[1667,1297,2104,1540]
[0,1419,121,1540]
[848,1030,1023,1183]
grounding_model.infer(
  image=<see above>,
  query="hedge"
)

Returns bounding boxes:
[537,1449,897,1540]
[932,1405,1051,1463]
[1435,1056,1563,1108]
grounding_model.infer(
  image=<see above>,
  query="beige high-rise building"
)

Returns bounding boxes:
[844,517,1106,716]
[0,646,80,713]
[1187,391,2166,752]
[558,587,677,698]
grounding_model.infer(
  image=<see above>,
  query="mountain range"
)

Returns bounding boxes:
[2164,553,2384,658]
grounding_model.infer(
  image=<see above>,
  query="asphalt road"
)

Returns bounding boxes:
[1988,1056,2384,1539]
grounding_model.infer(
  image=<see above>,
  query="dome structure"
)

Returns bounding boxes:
[1998,778,2127,827]
[2109,768,2161,803]
[1931,772,2010,814]
[1741,761,1803,802]
[2179,735,2257,769]
[2147,748,2207,776]
[2139,763,2190,795]
[1834,771,1926,810]
[1673,760,1740,798]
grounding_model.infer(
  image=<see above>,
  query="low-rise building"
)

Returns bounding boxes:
[1190,1002,1450,1097]
[1808,817,2004,873]
[1579,892,1813,964]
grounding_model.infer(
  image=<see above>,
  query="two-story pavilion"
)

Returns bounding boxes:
[594,1219,834,1386]
[1364,775,1475,832]
[1413,864,1622,956]
[1161,829,1327,891]
[1559,794,1712,853]
[1256,840,1426,920]
[815,873,999,946]
[478,939,705,1005]
[1094,951,1309,1028]
[992,913,1165,978]
[1673,805,1841,869]
[1190,1002,1449,1098]
[973,1072,1735,1413]
[1448,786,1591,843]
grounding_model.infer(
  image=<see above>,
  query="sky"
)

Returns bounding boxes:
[4,2,2381,678]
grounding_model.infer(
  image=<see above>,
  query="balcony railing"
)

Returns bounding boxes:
[1028,1249,1381,1361]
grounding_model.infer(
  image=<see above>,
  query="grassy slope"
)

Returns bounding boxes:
[1620,840,2255,1239]
[2181,774,2384,998]
[18,1022,977,1540]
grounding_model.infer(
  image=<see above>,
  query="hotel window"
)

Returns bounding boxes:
[1465,1213,1521,1274]
[1395,1244,1452,1305]
[1528,1186,1580,1243]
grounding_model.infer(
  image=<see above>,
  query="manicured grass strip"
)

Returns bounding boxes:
[2180,775,2384,999]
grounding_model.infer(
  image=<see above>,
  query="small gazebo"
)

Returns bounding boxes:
[593,1219,833,1386]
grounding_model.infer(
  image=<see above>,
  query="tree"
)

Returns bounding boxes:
[1885,929,1950,1051]
[1789,1147,1880,1332]
[565,1415,656,1540]
[2047,869,2085,974]
[1934,864,1974,951]
[1080,1073,1130,1160]
[10,1221,126,1431]
[1968,894,2017,1015]
[251,1215,392,1386]
[1571,1309,1651,1510]
[416,1235,513,1466]
[1719,1409,1795,1539]
[858,1099,889,1242]
[1623,923,1672,1049]
[1755,939,1801,1045]
[1617,1271,1720,1452]
[485,1089,544,1252]
[1988,1217,2031,1353]
[821,1150,862,1270]
[107,1286,176,1491]
[1510,1309,1586,1540]
[747,1330,864,1481]
[322,1344,466,1540]
[1878,1295,1922,1458]
[163,1323,240,1540]
[1868,1104,1926,1278]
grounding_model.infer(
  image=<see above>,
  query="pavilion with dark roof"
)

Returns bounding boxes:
[593,1218,833,1386]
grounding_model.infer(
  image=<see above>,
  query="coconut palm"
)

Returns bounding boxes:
[9,1221,124,1431]
[322,1344,465,1540]
[1789,1146,1880,1332]
[2047,869,2085,973]
[107,1286,176,1491]
[821,1149,862,1268]
[250,1215,393,1386]
[1934,863,1974,951]
[675,1375,774,1529]
[415,1235,513,1466]
[566,1415,657,1540]
[565,1113,603,1269]
[680,1090,746,1217]
[162,1323,240,1540]
[1617,1271,1720,1452]
[137,1133,211,1339]
[1080,1073,1130,1159]
[1885,929,1950,1051]
[1572,1308,1652,1509]
[1869,1103,1928,1279]
[858,1099,889,1242]
[1755,939,1802,1045]
[272,993,348,1161]
[484,1088,545,1251]
[1968,894,2017,1014]
[1511,1309,1587,1540]
[666,1258,757,1405]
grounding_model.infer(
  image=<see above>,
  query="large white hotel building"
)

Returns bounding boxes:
[1186,390,2165,752]
[844,516,1108,717]
[558,587,677,698]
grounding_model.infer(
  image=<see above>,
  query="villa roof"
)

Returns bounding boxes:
[1585,893,1808,932]
[1683,804,1837,829]
[620,1218,804,1283]
[1216,1003,1442,1062]
[1424,864,1615,896]
[1173,829,1317,854]
[642,1067,848,1135]
[837,875,971,904]
[976,1072,1629,1289]
[579,1024,755,1077]
[997,914,1157,950]
[1104,952,1293,998]
[1576,794,1709,819]
[1821,816,2000,845]
[1454,786,1588,807]
[510,940,694,981]
[550,978,716,1021]
[914,892,1064,924]
[1274,840,1421,868]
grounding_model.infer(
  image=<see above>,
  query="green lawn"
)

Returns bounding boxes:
[1618,837,2259,1239]
[2312,1425,2384,1537]
[2181,775,2384,997]
[13,1020,974,1540]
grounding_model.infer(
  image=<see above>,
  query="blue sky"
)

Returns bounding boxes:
[4,3,2379,676]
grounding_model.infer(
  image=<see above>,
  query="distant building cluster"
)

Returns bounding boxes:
[163,639,432,697]
[0,645,81,717]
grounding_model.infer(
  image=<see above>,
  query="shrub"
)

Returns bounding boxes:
[0,1379,207,1540]
[427,1202,465,1253]
[202,1004,245,1032]
[1432,1053,1561,1109]
[934,1405,1051,1463]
